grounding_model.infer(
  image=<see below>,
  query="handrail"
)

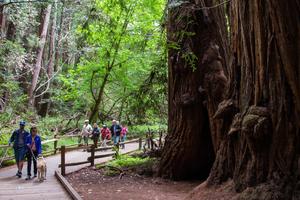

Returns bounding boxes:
[42,138,59,144]
[0,135,146,167]
[59,138,143,175]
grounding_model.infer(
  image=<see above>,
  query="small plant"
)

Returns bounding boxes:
[96,155,154,176]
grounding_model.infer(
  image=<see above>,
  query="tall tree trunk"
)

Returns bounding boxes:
[39,2,57,117]
[186,0,300,199]
[28,4,52,106]
[159,0,227,180]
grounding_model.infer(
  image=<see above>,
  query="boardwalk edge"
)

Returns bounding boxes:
[55,170,83,200]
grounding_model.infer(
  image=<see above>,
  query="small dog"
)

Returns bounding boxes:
[37,155,47,181]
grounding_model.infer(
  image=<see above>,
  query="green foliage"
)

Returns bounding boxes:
[129,124,167,138]
[96,154,153,176]
[108,154,152,168]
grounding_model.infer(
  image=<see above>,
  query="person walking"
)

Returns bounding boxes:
[110,120,122,145]
[91,123,100,147]
[100,125,111,147]
[79,120,92,146]
[120,124,128,149]
[25,125,42,180]
[9,121,30,178]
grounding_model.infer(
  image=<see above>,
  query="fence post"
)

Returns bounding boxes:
[138,138,142,150]
[54,134,58,155]
[90,145,95,166]
[147,132,150,149]
[61,145,66,176]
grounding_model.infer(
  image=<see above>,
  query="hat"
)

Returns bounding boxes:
[19,121,26,126]
[102,124,107,128]
[84,120,89,123]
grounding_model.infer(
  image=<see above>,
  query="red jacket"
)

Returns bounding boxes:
[101,128,111,140]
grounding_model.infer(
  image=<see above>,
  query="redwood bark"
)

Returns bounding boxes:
[159,0,227,180]
[28,5,52,106]
[39,3,57,117]
[162,0,300,198]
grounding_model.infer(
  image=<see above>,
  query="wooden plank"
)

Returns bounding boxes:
[55,170,83,200]
[58,160,90,168]
[88,152,115,161]
[64,145,92,152]
[57,135,80,138]
[61,146,66,176]
[42,138,58,144]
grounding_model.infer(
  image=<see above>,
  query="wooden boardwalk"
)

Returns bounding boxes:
[0,142,139,200]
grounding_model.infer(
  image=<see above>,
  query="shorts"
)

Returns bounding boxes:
[14,146,27,162]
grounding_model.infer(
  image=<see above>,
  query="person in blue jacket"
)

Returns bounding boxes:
[9,121,30,178]
[25,125,42,180]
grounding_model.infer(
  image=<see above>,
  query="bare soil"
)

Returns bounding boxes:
[66,167,200,200]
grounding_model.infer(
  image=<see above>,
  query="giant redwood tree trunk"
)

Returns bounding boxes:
[159,0,228,180]
[208,0,300,197]
[162,0,300,199]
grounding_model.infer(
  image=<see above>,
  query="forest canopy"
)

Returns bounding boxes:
[0,0,167,131]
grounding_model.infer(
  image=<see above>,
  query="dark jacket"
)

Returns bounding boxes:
[26,134,42,155]
[110,125,122,137]
[9,129,30,148]
[92,127,100,136]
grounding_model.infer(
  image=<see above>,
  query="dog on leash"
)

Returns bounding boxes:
[37,155,47,181]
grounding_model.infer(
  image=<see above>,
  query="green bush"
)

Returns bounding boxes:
[96,154,154,176]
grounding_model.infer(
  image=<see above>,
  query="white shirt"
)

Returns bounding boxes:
[82,124,92,136]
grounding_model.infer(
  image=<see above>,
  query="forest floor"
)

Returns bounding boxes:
[66,166,200,200]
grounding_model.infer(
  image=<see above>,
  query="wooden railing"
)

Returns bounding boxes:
[0,134,85,165]
[58,138,143,176]
[0,130,165,167]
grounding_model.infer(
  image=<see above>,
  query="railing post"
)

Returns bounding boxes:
[54,134,58,155]
[90,145,95,166]
[138,138,142,150]
[61,145,66,176]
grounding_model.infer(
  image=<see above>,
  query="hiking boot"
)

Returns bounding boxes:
[17,172,22,178]
[25,175,31,180]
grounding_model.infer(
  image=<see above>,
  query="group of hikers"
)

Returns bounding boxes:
[7,119,128,180]
[80,119,128,148]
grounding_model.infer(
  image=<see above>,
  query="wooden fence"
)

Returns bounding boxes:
[58,138,143,176]
[0,130,164,167]
[0,134,90,165]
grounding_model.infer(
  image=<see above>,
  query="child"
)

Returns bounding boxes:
[25,125,42,180]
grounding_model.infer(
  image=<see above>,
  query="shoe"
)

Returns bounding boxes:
[25,176,31,180]
[33,174,37,178]
[17,172,22,178]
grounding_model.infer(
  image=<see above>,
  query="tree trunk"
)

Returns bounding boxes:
[28,4,52,106]
[159,0,226,180]
[39,2,57,117]
[89,71,110,122]
[205,0,300,198]
[163,0,300,198]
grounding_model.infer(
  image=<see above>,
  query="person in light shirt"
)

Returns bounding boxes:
[79,120,92,146]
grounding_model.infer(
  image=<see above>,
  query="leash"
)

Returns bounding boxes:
[29,148,38,162]
[0,147,9,167]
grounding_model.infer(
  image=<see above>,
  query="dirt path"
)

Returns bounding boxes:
[66,165,201,200]
[0,142,139,200]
